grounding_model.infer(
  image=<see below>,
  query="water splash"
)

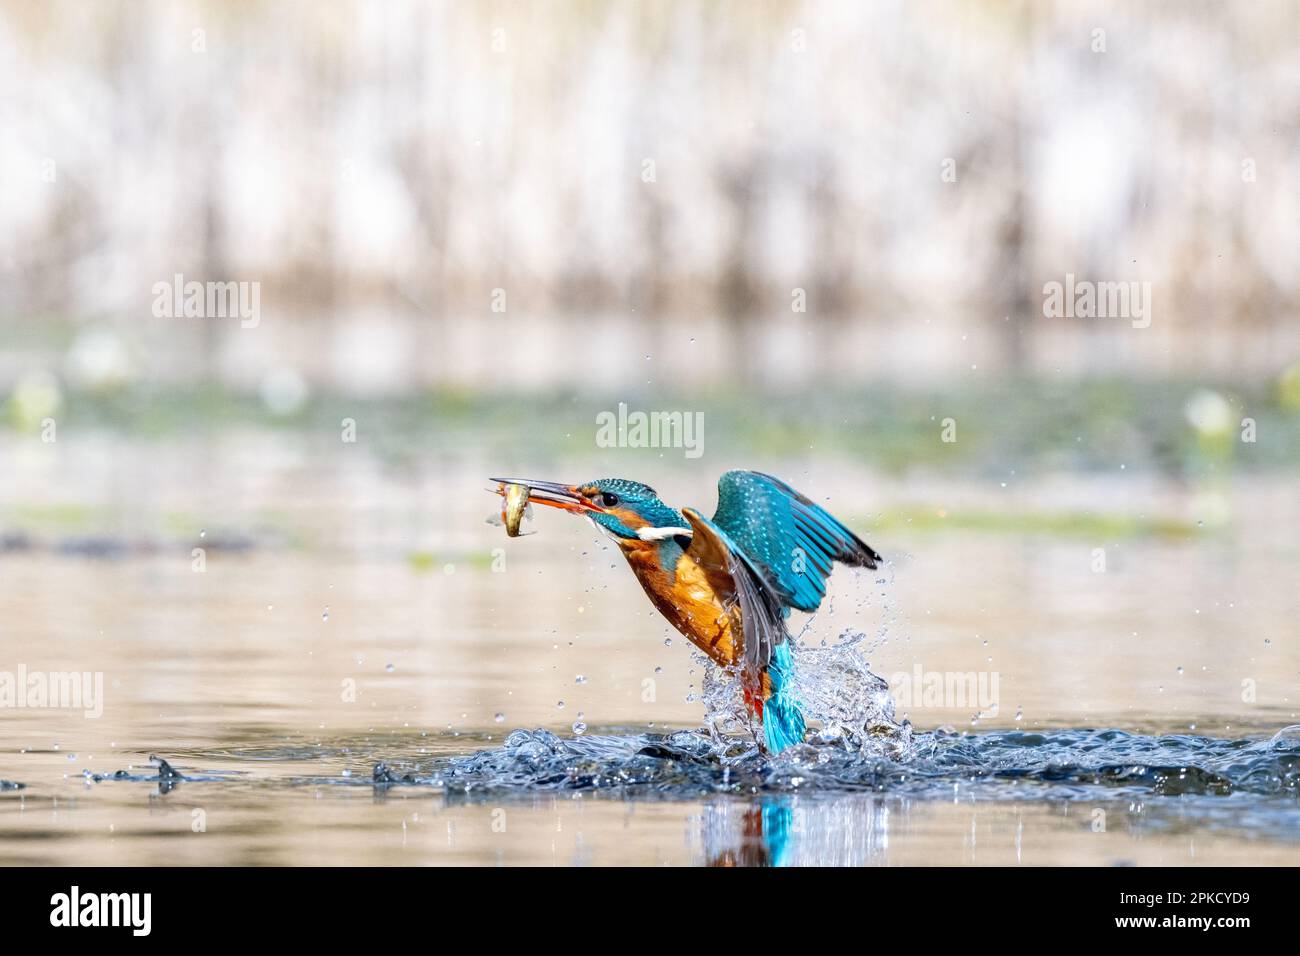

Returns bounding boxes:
[692,564,908,753]
[419,725,1300,804]
[790,636,907,746]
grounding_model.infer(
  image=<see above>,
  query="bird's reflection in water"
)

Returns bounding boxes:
[699,794,896,866]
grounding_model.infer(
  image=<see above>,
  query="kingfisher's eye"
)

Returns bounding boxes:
[600,492,620,507]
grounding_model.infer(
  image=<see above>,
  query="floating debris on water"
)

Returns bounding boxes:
[87,753,222,794]
[372,762,415,785]
[151,755,181,780]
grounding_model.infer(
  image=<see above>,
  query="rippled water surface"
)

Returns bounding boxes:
[6,722,1299,866]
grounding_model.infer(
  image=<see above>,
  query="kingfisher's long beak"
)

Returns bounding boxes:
[488,478,608,514]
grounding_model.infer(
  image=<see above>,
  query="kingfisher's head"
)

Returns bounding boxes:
[491,477,689,542]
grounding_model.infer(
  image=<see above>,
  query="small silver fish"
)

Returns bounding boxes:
[500,482,531,537]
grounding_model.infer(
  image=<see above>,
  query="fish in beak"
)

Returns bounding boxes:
[489,479,609,527]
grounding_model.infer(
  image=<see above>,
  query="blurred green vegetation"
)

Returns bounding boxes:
[869,506,1196,540]
[8,376,1296,481]
[9,377,1285,546]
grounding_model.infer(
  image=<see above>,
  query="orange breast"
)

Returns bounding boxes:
[620,542,741,668]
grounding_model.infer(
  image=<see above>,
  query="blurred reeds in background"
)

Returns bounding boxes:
[2,0,1298,403]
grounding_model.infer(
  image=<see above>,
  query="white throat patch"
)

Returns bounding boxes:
[636,526,693,541]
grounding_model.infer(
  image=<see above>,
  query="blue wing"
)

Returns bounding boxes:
[682,509,808,751]
[681,508,788,674]
[709,470,879,614]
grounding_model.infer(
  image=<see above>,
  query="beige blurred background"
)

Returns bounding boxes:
[2,0,1299,391]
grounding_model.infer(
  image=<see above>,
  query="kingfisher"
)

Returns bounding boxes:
[491,471,880,754]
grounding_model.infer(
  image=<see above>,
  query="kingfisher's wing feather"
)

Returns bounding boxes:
[682,508,787,675]
[709,470,879,614]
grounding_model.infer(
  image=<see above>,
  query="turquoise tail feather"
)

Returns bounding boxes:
[763,643,806,753]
